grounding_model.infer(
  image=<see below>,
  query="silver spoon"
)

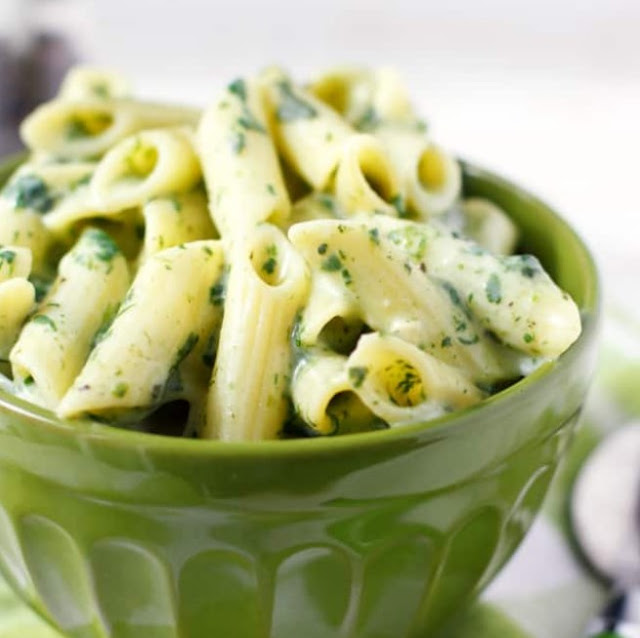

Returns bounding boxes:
[571,421,640,637]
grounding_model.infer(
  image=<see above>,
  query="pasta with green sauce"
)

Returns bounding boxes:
[0,65,582,441]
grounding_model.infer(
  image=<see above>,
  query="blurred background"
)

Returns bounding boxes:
[0,0,638,314]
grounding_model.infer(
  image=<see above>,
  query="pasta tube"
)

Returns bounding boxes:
[333,133,403,217]
[424,232,582,357]
[197,77,290,238]
[204,224,310,441]
[260,68,353,189]
[376,126,461,218]
[21,98,200,159]
[10,228,130,407]
[460,197,519,255]
[0,202,51,276]
[0,247,35,359]
[309,66,414,130]
[0,279,35,360]
[138,190,217,263]
[58,240,225,420]
[58,66,132,101]
[292,354,350,434]
[347,333,482,425]
[0,246,32,283]
[291,353,380,434]
[371,215,581,358]
[90,127,201,212]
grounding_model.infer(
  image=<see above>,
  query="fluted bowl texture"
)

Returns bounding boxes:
[0,156,600,638]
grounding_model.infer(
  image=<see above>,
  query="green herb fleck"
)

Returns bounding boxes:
[65,118,92,139]
[321,253,342,272]
[486,273,502,304]
[87,228,120,262]
[202,332,217,367]
[458,334,480,345]
[317,242,328,255]
[23,375,34,386]
[391,194,409,218]
[441,281,462,307]
[70,173,92,191]
[368,227,380,245]
[112,382,129,398]
[266,183,276,195]
[396,365,420,395]
[341,268,353,285]
[441,336,452,348]
[387,226,427,260]
[262,257,277,274]
[523,332,535,344]
[348,366,368,388]
[0,249,16,271]
[29,276,51,302]
[174,333,199,368]
[209,282,225,306]
[237,113,266,133]
[228,78,247,101]
[276,81,318,121]
[355,106,381,132]
[5,175,56,213]
[32,314,57,331]
[314,193,335,214]
[91,303,119,348]
[229,130,246,154]
[91,83,109,98]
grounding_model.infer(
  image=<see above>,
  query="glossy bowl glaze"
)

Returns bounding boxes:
[0,156,600,638]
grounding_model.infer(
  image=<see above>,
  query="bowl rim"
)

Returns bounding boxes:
[0,157,601,458]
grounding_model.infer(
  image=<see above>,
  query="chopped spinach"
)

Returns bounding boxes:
[348,366,368,388]
[485,273,502,304]
[321,253,342,272]
[276,81,318,121]
[5,175,56,213]
[32,314,57,331]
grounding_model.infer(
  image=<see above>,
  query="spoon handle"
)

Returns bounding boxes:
[585,589,640,638]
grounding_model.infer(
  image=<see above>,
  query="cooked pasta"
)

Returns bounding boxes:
[197,77,290,239]
[10,228,130,408]
[0,64,583,441]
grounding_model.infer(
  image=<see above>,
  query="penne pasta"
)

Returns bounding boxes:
[58,66,132,102]
[10,228,130,407]
[333,133,403,217]
[90,127,201,212]
[138,189,217,263]
[460,197,519,255]
[204,224,310,440]
[347,333,483,425]
[376,126,461,218]
[197,77,290,238]
[21,98,200,160]
[58,240,225,421]
[260,68,353,189]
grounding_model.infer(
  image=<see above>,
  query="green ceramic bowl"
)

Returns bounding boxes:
[0,156,600,638]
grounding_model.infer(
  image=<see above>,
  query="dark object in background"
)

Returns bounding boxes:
[0,2,79,156]
[0,39,23,154]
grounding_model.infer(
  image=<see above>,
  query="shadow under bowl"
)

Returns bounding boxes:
[0,156,600,638]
